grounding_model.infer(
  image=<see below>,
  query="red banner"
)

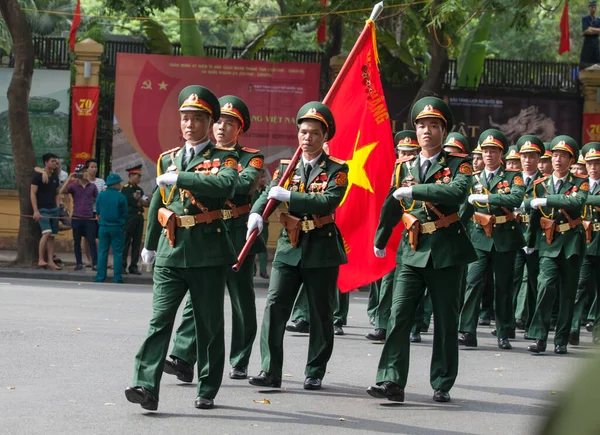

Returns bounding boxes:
[71,86,100,171]
[583,113,600,144]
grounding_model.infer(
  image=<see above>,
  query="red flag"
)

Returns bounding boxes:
[69,0,81,52]
[70,86,100,171]
[325,20,401,293]
[317,0,327,44]
[558,2,569,55]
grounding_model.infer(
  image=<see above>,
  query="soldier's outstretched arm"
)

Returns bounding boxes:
[287,164,349,216]
[374,187,404,249]
[586,195,600,206]
[411,166,472,205]
[177,151,239,198]
[546,189,588,209]
[488,182,525,209]
[235,153,264,195]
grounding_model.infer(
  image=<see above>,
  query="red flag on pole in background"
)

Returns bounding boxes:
[325,19,401,293]
[317,0,327,44]
[71,86,100,171]
[558,2,570,55]
[69,0,81,52]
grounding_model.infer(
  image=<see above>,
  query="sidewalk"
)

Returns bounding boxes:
[0,250,271,288]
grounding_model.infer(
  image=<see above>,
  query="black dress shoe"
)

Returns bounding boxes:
[163,357,193,383]
[334,325,344,336]
[229,366,247,379]
[259,272,270,279]
[248,371,282,388]
[285,320,310,333]
[492,329,515,339]
[366,381,404,402]
[304,377,322,390]
[568,332,580,346]
[433,389,451,402]
[478,317,490,326]
[498,338,512,350]
[458,332,477,347]
[194,397,214,409]
[554,344,568,354]
[410,332,422,343]
[586,322,594,333]
[124,386,158,411]
[527,339,547,353]
[129,266,142,275]
[365,328,386,341]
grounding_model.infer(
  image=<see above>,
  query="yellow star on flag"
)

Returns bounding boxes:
[340,130,377,206]
[158,81,169,91]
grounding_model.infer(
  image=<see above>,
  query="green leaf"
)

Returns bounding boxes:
[378,29,422,75]
[141,19,172,54]
[456,10,493,88]
[238,22,282,59]
[178,0,204,57]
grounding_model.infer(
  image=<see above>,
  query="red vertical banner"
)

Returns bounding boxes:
[71,85,100,171]
[583,113,600,143]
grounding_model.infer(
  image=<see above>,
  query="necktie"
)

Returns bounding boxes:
[590,181,596,193]
[525,177,531,190]
[486,172,493,186]
[183,148,195,170]
[304,163,312,183]
[420,160,431,181]
[555,179,563,193]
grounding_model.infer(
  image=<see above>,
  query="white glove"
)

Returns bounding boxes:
[246,213,263,240]
[468,194,488,205]
[374,246,386,258]
[530,198,547,208]
[141,248,156,264]
[156,173,178,188]
[392,187,413,200]
[267,186,291,202]
[523,247,536,255]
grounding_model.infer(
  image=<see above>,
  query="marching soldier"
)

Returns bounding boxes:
[124,85,239,411]
[538,142,553,175]
[246,102,349,391]
[367,97,476,403]
[571,152,588,177]
[472,144,484,173]
[458,129,525,350]
[163,96,264,383]
[526,136,588,354]
[570,142,600,345]
[443,132,468,155]
[504,145,522,171]
[121,165,149,275]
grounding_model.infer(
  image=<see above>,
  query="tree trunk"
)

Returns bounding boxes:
[319,13,343,99]
[0,0,38,265]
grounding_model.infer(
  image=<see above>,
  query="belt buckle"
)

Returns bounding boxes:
[594,223,600,231]
[301,220,315,232]
[421,221,436,234]
[179,215,195,229]
[495,215,507,224]
[558,223,570,233]
[522,215,530,223]
[221,209,233,220]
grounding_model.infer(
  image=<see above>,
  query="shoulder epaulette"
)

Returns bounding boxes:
[534,176,548,185]
[505,168,520,172]
[395,156,413,164]
[241,147,260,154]
[280,159,292,164]
[473,170,482,176]
[449,153,469,158]
[159,147,181,157]
[327,155,346,165]
[573,173,588,179]
[214,145,236,151]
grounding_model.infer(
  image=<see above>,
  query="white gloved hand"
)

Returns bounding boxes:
[246,213,263,240]
[374,246,386,258]
[523,247,536,255]
[468,194,489,205]
[267,186,291,202]
[156,173,178,188]
[141,248,156,264]
[392,187,413,200]
[530,198,547,208]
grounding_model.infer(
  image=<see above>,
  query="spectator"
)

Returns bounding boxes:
[581,0,600,68]
[30,153,61,270]
[34,158,70,230]
[83,158,106,266]
[94,173,128,284]
[60,164,98,271]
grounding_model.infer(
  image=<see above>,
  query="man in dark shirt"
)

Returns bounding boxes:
[30,153,61,270]
[60,164,98,270]
[581,1,600,68]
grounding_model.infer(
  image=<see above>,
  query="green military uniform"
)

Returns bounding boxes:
[570,143,600,344]
[443,132,468,154]
[121,166,146,274]
[126,86,238,410]
[458,130,525,348]
[289,285,349,331]
[167,96,264,378]
[369,98,476,401]
[249,102,349,387]
[526,136,589,353]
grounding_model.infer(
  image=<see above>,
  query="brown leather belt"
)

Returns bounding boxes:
[555,217,582,233]
[420,212,460,234]
[175,209,223,228]
[221,204,251,220]
[300,215,335,232]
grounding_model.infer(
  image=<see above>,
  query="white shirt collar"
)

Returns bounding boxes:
[302,153,323,168]
[185,139,210,156]
[484,166,501,178]
[419,152,441,167]
[523,170,538,181]
[590,177,600,189]
[553,173,568,183]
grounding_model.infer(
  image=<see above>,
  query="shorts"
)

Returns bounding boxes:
[38,207,59,236]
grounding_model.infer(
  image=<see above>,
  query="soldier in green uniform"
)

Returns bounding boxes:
[246,102,349,391]
[538,142,553,175]
[121,165,149,275]
[472,144,484,173]
[458,130,525,349]
[367,97,476,403]
[504,145,522,171]
[163,95,264,382]
[124,85,239,411]
[570,143,600,345]
[526,136,589,354]
[443,132,468,155]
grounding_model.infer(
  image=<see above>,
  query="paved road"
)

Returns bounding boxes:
[1,278,597,434]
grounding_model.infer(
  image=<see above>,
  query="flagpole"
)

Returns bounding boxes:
[232,2,384,271]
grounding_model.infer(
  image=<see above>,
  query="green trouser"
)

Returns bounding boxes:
[367,279,381,319]
[291,285,348,326]
[170,253,257,369]
[479,269,495,320]
[411,291,433,334]
[512,249,540,329]
[256,221,269,275]
[376,263,463,391]
[290,285,309,322]
[259,262,338,379]
[590,296,598,322]
[459,248,516,338]
[571,256,600,335]
[132,265,227,400]
[123,214,144,269]
[94,226,124,283]
[528,254,582,345]
[375,269,396,330]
